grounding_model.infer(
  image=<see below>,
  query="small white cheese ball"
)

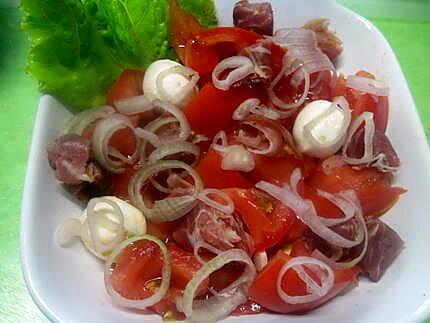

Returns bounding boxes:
[293,100,350,158]
[143,59,197,107]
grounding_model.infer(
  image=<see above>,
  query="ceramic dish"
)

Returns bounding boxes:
[21,0,430,322]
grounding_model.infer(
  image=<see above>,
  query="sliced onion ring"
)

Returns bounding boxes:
[342,111,375,165]
[92,114,139,173]
[114,95,154,115]
[276,256,335,304]
[178,249,256,323]
[233,98,280,121]
[256,169,364,248]
[312,190,369,269]
[148,141,200,165]
[129,160,203,222]
[152,100,190,141]
[346,75,389,97]
[198,188,235,214]
[63,105,115,135]
[104,235,171,309]
[268,54,310,110]
[212,56,255,91]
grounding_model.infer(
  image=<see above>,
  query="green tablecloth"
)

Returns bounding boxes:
[0,2,429,322]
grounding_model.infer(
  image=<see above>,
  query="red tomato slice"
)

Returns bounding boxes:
[106,69,144,106]
[109,240,208,316]
[183,83,257,137]
[307,165,406,217]
[247,154,317,185]
[185,27,262,74]
[111,165,137,200]
[248,251,360,314]
[169,0,204,63]
[331,72,388,132]
[195,149,253,189]
[226,188,306,251]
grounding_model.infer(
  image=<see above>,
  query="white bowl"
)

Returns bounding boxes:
[21,1,430,322]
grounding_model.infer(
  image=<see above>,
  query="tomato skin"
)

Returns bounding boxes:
[109,240,207,317]
[106,69,144,105]
[185,27,262,74]
[183,83,257,137]
[248,251,360,314]
[110,165,137,200]
[226,188,305,251]
[247,154,317,185]
[307,165,406,217]
[169,0,204,63]
[195,149,253,189]
[331,71,388,132]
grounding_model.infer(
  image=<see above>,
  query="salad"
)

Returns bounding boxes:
[26,0,406,322]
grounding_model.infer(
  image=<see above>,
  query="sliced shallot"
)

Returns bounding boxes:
[233,98,281,121]
[114,95,153,115]
[92,114,139,173]
[197,188,235,214]
[178,249,256,323]
[212,56,255,91]
[63,105,115,136]
[276,256,335,304]
[104,235,171,309]
[346,75,389,97]
[128,160,203,222]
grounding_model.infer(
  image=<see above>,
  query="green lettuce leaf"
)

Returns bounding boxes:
[21,0,217,110]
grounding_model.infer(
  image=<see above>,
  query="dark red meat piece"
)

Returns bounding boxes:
[304,18,343,61]
[233,0,273,36]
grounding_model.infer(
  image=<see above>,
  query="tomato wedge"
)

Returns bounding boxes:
[331,71,389,132]
[183,83,258,137]
[226,188,305,251]
[195,149,253,189]
[185,27,262,74]
[169,0,204,63]
[248,251,360,314]
[110,240,208,317]
[106,69,144,106]
[247,154,317,185]
[307,165,406,217]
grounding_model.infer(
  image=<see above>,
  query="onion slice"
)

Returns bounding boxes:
[114,95,153,115]
[148,141,200,165]
[256,168,364,248]
[346,75,389,97]
[104,235,171,309]
[212,56,255,91]
[178,249,256,323]
[233,98,281,121]
[63,105,115,136]
[276,256,335,304]
[92,114,139,173]
[128,160,203,222]
[198,189,235,214]
[268,54,310,110]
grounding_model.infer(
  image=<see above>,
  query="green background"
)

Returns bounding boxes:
[0,1,429,322]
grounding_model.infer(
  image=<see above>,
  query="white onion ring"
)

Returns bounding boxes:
[316,189,356,226]
[268,54,310,111]
[233,98,280,121]
[276,256,335,304]
[198,188,235,214]
[148,141,200,165]
[342,111,375,165]
[346,75,389,97]
[152,100,190,141]
[256,169,364,248]
[87,197,125,254]
[237,119,283,155]
[312,190,369,269]
[128,160,203,222]
[212,56,255,91]
[104,235,171,309]
[254,251,268,272]
[92,114,139,173]
[63,106,115,136]
[114,95,154,115]
[178,249,256,323]
[156,65,199,106]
